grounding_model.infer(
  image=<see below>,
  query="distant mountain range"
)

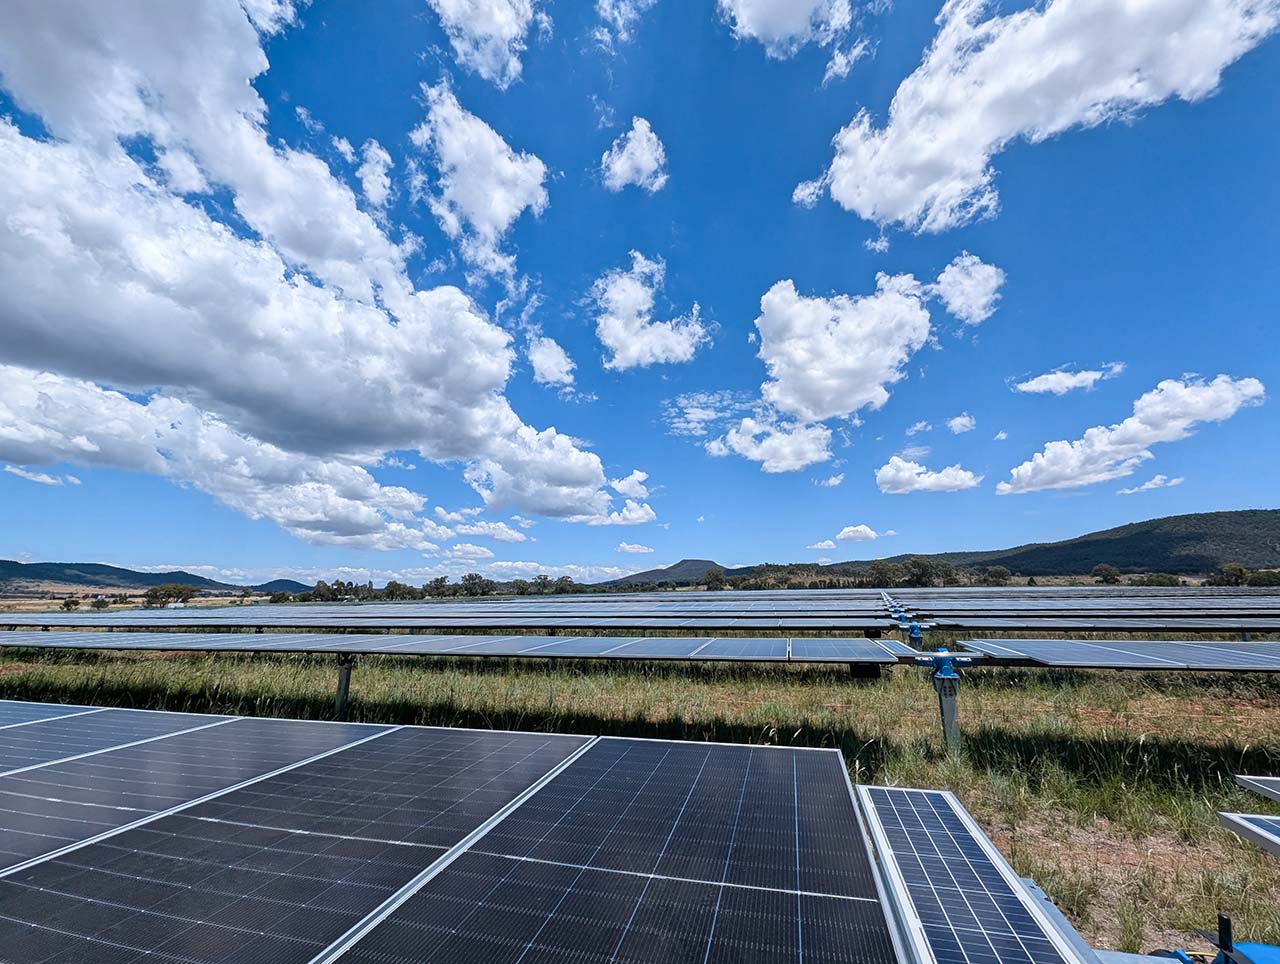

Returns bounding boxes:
[4,509,1276,594]
[0,560,309,595]
[603,509,1280,586]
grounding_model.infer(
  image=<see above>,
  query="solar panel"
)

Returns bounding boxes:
[0,701,100,728]
[0,708,232,776]
[0,724,589,963]
[1219,812,1280,859]
[958,639,1280,671]
[789,639,902,662]
[859,786,1089,964]
[320,739,900,964]
[0,714,389,871]
[1237,775,1280,803]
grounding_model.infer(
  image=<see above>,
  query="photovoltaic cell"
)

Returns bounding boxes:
[860,786,1087,964]
[1237,775,1280,803]
[960,639,1280,671]
[1219,812,1280,859]
[333,739,898,964]
[0,725,587,964]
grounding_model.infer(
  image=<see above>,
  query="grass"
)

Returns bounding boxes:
[2,648,1279,953]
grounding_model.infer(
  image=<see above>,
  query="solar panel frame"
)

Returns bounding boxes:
[1236,776,1280,804]
[959,638,1280,671]
[1219,812,1280,860]
[788,638,901,663]
[858,786,1091,964]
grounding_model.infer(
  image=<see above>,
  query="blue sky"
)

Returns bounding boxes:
[0,0,1277,586]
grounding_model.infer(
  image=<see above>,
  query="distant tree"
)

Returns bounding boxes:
[269,591,293,603]
[238,588,253,604]
[983,566,1012,586]
[382,580,420,601]
[553,576,576,594]
[1246,570,1280,587]
[144,583,198,607]
[1210,563,1249,587]
[90,597,110,611]
[510,579,531,595]
[424,576,451,598]
[904,557,938,588]
[461,572,493,597]
[60,597,80,611]
[1091,564,1121,585]
[1026,576,1038,587]
[863,560,904,588]
[1132,573,1181,587]
[532,574,552,594]
[704,567,726,590]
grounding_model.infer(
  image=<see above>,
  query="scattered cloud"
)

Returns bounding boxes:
[450,542,496,560]
[930,252,1005,325]
[993,430,1008,441]
[804,0,1280,232]
[616,541,654,553]
[807,539,837,550]
[1014,362,1126,396]
[410,83,548,278]
[999,375,1264,494]
[454,519,528,542]
[595,0,657,49]
[753,274,932,423]
[527,335,576,386]
[905,421,932,436]
[947,412,976,434]
[662,390,757,437]
[4,465,78,487]
[1118,474,1185,495]
[601,117,668,193]
[864,234,889,254]
[836,524,879,541]
[425,0,546,90]
[356,139,393,210]
[717,0,865,83]
[582,499,658,526]
[876,456,983,493]
[609,469,650,499]
[590,251,709,370]
[814,473,844,487]
[707,417,832,473]
[898,445,931,460]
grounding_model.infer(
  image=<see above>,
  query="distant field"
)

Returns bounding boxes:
[1,647,1277,954]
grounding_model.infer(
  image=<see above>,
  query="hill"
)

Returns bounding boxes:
[0,560,309,595]
[603,509,1280,585]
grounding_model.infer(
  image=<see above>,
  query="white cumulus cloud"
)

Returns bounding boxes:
[876,456,983,493]
[595,0,657,49]
[410,83,548,277]
[717,0,864,82]
[356,139,393,210]
[999,375,1264,493]
[807,539,837,550]
[947,412,976,434]
[527,335,576,386]
[616,541,655,553]
[836,524,880,541]
[707,417,832,473]
[601,117,668,192]
[814,473,844,487]
[806,0,1280,232]
[4,465,76,487]
[610,469,650,499]
[426,0,545,89]
[590,251,709,370]
[930,252,1005,325]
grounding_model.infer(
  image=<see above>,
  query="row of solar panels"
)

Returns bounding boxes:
[1221,775,1280,862]
[0,699,1101,964]
[7,630,1280,673]
[0,631,916,663]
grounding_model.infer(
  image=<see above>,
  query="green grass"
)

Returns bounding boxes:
[2,648,1279,952]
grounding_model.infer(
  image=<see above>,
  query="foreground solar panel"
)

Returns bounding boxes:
[1237,775,1280,803]
[321,739,900,964]
[0,702,893,963]
[860,786,1089,964]
[1219,812,1280,859]
[0,700,99,728]
[960,638,1280,671]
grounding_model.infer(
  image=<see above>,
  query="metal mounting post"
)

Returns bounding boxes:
[915,650,971,751]
[334,655,356,721]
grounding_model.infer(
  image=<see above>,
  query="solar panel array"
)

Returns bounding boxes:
[859,787,1089,964]
[0,631,907,665]
[1219,774,1280,863]
[959,638,1280,672]
[6,585,1280,634]
[0,700,901,964]
[1237,775,1280,803]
